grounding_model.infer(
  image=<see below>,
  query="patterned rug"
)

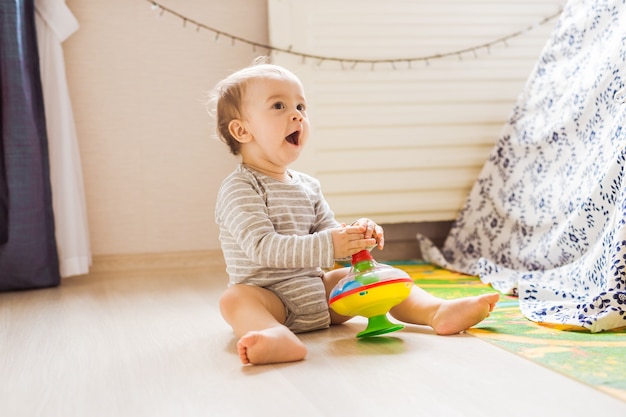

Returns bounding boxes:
[392,261,626,402]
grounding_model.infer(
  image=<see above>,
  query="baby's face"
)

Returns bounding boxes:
[239,75,310,173]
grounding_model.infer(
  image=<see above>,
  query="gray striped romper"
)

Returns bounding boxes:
[215,164,340,333]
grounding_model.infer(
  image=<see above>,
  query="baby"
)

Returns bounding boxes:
[210,57,499,365]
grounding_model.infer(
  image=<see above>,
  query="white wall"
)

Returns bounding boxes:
[62,0,560,258]
[63,0,268,256]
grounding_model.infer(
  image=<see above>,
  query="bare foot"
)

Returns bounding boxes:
[237,326,307,365]
[431,293,500,335]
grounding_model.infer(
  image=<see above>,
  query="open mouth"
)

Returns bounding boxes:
[285,130,300,145]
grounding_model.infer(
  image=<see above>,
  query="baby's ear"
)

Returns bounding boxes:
[228,119,251,143]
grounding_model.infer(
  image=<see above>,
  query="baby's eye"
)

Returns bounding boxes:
[272,102,285,110]
[297,103,306,111]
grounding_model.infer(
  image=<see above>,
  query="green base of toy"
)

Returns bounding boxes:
[356,314,405,338]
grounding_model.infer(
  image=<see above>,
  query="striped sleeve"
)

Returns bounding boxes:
[215,168,336,272]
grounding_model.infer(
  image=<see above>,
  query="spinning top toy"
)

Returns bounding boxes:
[329,250,413,338]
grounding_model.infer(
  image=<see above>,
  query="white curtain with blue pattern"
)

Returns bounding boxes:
[419,0,626,332]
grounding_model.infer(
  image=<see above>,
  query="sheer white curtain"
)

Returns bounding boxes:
[35,0,91,277]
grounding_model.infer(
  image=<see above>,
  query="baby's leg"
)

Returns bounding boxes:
[219,284,307,365]
[236,327,306,365]
[390,286,499,335]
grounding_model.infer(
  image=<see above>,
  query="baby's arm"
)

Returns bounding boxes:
[217,176,337,269]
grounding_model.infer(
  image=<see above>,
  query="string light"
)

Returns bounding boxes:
[146,0,563,69]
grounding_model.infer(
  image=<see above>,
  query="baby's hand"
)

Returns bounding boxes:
[330,224,377,259]
[351,218,384,250]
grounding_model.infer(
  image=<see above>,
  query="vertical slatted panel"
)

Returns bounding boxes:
[268,0,562,224]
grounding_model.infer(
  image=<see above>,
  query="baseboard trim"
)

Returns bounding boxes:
[89,250,226,274]
[375,220,453,261]
[85,221,451,274]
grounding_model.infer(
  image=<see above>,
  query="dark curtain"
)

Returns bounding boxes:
[0,0,60,290]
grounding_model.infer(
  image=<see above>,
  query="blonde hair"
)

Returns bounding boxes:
[208,57,301,155]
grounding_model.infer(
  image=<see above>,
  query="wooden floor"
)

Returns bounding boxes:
[1,256,625,417]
